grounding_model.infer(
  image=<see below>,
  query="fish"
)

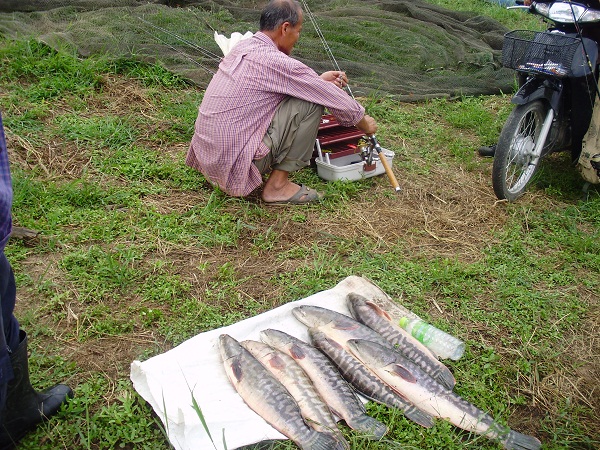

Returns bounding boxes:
[241,339,349,449]
[346,338,542,450]
[308,327,436,429]
[260,328,388,440]
[293,304,455,390]
[346,293,456,390]
[218,334,344,450]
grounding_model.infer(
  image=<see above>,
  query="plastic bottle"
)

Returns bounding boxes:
[398,317,465,361]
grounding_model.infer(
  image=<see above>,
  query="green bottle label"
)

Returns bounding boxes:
[411,320,431,344]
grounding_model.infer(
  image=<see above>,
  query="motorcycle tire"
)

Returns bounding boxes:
[492,100,549,202]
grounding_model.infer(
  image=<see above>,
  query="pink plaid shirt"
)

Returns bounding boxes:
[186,32,365,197]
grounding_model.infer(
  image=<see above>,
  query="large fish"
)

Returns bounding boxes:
[308,327,435,429]
[346,338,542,450]
[241,339,349,449]
[293,304,455,390]
[260,328,388,440]
[218,334,344,450]
[346,293,456,389]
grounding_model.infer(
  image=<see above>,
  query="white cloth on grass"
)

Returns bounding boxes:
[130,275,392,450]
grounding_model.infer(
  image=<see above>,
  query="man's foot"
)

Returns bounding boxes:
[478,144,496,157]
[263,184,322,205]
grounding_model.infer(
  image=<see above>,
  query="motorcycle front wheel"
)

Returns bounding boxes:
[492,100,549,201]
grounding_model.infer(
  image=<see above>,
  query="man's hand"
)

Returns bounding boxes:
[321,70,348,88]
[355,114,377,135]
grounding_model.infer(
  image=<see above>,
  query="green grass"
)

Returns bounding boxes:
[1,1,599,449]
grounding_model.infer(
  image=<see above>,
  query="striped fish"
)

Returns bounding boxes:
[346,293,456,389]
[293,304,455,390]
[241,339,349,449]
[347,338,542,450]
[218,334,344,450]
[260,329,388,440]
[308,327,435,428]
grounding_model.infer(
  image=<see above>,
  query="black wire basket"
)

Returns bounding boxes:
[502,30,584,77]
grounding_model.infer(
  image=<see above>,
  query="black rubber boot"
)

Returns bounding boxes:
[478,144,496,157]
[0,330,73,449]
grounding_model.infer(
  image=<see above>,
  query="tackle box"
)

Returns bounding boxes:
[313,114,394,181]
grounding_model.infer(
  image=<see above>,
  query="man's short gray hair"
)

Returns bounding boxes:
[259,0,302,31]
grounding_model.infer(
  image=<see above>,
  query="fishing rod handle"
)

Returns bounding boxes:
[369,135,401,193]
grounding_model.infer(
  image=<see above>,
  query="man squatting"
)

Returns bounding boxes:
[186,0,378,205]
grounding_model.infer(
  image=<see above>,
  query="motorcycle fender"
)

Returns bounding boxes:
[511,78,562,112]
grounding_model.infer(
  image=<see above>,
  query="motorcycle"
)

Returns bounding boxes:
[493,0,600,201]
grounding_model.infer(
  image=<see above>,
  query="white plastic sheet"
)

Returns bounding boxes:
[130,275,393,450]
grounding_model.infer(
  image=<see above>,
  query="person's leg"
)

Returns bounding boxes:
[0,252,73,448]
[255,97,324,203]
[0,252,19,419]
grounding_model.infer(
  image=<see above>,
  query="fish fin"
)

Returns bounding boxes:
[333,322,360,331]
[389,364,418,383]
[289,343,306,360]
[230,359,243,382]
[365,300,393,321]
[307,431,346,450]
[345,414,388,440]
[402,406,436,428]
[503,430,542,450]
[267,354,285,370]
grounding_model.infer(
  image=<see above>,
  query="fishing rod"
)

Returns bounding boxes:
[299,0,354,99]
[300,0,401,193]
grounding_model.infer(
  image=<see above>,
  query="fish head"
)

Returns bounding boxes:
[346,338,398,368]
[259,328,296,349]
[347,339,418,384]
[218,334,244,361]
[309,327,345,352]
[240,339,273,359]
[346,292,368,318]
[347,293,392,322]
[292,305,337,328]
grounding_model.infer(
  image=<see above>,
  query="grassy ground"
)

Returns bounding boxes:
[1,2,599,450]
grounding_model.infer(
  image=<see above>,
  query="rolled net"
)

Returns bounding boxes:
[0,0,515,101]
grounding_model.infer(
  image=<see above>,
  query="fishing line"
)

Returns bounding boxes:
[567,0,600,102]
[299,0,354,99]
[137,16,223,63]
[135,24,218,78]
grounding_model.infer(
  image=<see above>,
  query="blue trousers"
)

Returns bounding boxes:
[0,251,19,414]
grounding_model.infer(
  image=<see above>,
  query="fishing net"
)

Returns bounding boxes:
[0,0,515,101]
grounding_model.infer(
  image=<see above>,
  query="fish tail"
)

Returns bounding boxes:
[345,414,388,440]
[435,367,456,390]
[304,431,347,450]
[502,430,542,450]
[402,405,436,428]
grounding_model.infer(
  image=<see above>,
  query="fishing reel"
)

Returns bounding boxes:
[358,135,402,192]
[358,137,377,167]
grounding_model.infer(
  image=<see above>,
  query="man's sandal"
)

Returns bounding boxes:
[263,184,323,205]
